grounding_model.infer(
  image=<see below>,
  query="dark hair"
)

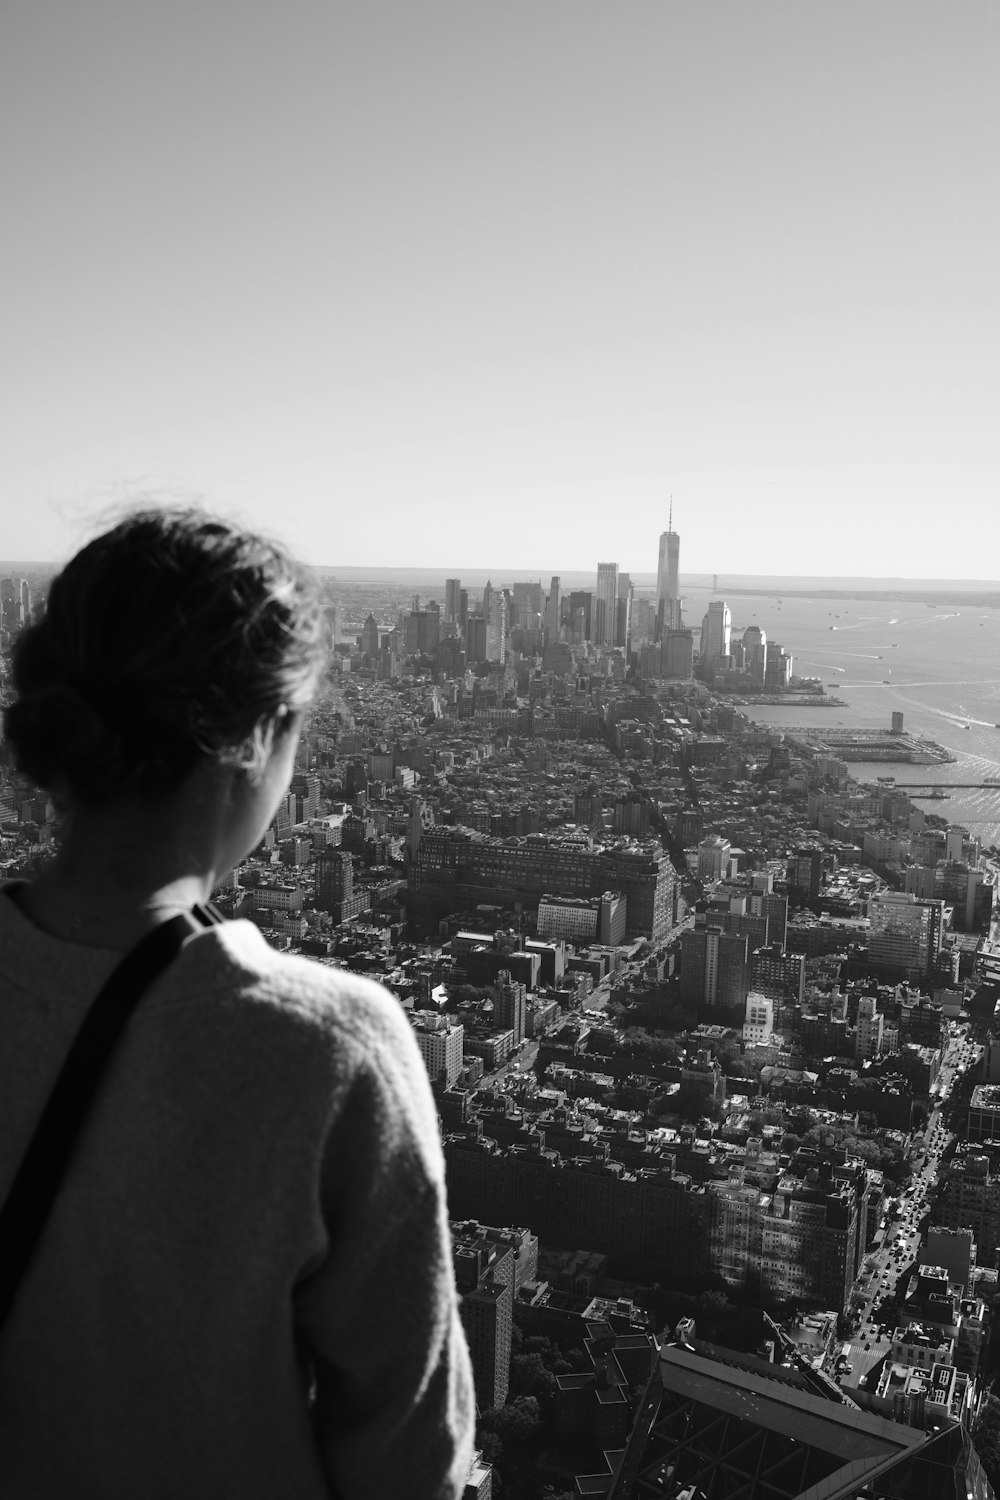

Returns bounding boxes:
[4,508,325,805]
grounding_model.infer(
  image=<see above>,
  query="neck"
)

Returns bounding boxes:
[22,798,220,950]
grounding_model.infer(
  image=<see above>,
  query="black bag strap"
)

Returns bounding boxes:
[0,902,223,1332]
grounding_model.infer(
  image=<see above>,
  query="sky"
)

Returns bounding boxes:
[1,1,998,578]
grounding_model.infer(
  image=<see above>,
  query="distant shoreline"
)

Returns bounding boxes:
[4,558,1000,606]
[718,587,1000,608]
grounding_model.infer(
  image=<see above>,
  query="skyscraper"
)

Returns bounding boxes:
[488,588,508,663]
[679,926,750,1009]
[656,503,680,637]
[0,576,26,634]
[493,971,527,1045]
[630,596,653,648]
[615,571,633,650]
[543,576,560,647]
[742,624,767,686]
[445,578,462,621]
[567,590,592,642]
[360,613,380,658]
[452,1228,514,1408]
[595,562,618,647]
[511,580,542,626]
[701,600,732,667]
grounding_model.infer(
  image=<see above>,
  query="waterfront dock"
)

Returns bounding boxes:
[778,727,955,764]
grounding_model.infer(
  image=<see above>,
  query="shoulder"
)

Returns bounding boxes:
[197,919,414,1048]
[175,920,442,1174]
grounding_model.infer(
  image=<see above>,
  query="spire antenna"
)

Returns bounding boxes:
[669,495,673,531]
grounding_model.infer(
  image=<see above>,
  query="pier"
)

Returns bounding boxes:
[779,728,955,765]
[894,782,1000,790]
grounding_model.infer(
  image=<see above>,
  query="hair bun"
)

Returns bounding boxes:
[8,505,323,806]
[3,683,129,801]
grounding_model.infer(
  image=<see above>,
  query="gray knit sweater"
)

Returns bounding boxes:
[0,891,475,1498]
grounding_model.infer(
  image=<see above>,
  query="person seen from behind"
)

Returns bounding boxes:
[0,508,475,1498]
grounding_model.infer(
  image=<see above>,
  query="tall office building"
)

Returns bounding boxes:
[789,847,823,900]
[764,643,793,690]
[700,600,732,667]
[360,613,380,658]
[750,890,788,949]
[631,596,654,648]
[595,562,618,647]
[680,926,750,1009]
[452,1229,515,1409]
[315,849,370,925]
[567,590,592,642]
[493,971,527,1045]
[487,589,508,663]
[511,580,542,628]
[946,827,967,863]
[615,572,633,650]
[869,892,944,979]
[656,508,681,636]
[445,578,462,621]
[543,576,560,647]
[750,943,805,1005]
[742,624,767,686]
[856,996,885,1061]
[0,576,27,634]
[404,602,440,655]
[933,863,994,933]
[663,629,694,678]
[465,615,488,664]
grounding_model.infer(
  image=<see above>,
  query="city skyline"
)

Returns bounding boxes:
[1,2,997,575]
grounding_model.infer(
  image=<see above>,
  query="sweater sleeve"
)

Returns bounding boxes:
[292,1003,476,1500]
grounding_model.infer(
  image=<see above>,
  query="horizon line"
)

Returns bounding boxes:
[2,559,1000,590]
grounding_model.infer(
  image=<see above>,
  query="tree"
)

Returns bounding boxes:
[726,1057,757,1082]
[509,1352,557,1402]
[973,1395,1000,1492]
[477,1430,503,1467]
[480,1396,542,1447]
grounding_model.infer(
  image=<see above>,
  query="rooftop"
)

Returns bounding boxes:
[603,1339,956,1500]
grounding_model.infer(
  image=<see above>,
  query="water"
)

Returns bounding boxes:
[681,585,1000,849]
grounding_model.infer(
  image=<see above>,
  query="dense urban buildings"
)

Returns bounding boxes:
[4,517,1000,1497]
